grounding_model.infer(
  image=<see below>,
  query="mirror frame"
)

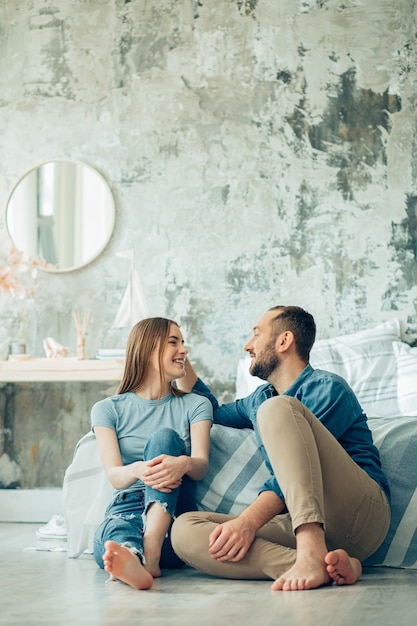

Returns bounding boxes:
[5,159,116,273]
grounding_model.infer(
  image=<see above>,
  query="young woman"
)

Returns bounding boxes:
[91,317,213,590]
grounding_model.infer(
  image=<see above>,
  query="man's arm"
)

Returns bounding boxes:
[177,358,254,429]
[208,490,285,562]
[176,358,198,392]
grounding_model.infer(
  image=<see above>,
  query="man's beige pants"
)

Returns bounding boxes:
[171,396,390,580]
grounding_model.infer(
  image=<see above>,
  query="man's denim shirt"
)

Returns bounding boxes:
[193,364,390,503]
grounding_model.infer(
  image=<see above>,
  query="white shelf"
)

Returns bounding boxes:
[0,359,124,521]
[0,358,125,382]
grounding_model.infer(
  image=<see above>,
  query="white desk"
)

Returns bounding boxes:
[0,358,125,521]
[0,357,125,382]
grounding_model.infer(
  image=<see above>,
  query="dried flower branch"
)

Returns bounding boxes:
[0,247,53,299]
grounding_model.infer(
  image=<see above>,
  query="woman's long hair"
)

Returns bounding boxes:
[117,317,185,398]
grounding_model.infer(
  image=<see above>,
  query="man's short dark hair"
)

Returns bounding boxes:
[268,305,316,362]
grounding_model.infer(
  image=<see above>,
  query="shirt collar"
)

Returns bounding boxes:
[283,363,313,396]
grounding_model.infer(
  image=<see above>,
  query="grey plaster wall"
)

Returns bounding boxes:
[0,0,416,487]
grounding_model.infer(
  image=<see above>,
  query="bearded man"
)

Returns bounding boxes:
[171,306,391,591]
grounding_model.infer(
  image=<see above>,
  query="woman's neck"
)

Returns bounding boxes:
[135,377,171,401]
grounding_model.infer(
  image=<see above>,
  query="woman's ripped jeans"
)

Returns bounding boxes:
[93,427,196,569]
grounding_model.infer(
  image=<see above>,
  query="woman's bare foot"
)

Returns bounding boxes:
[103,541,153,590]
[271,553,332,591]
[325,549,362,585]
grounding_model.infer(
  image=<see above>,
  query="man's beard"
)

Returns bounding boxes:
[250,340,279,380]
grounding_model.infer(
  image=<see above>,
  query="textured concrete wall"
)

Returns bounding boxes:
[0,0,416,487]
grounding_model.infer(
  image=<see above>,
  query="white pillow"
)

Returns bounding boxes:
[235,357,265,399]
[393,341,417,416]
[235,319,402,418]
[309,319,401,418]
[63,432,114,558]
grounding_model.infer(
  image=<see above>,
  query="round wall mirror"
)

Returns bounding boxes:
[5,159,115,273]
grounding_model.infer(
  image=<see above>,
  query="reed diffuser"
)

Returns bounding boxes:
[72,312,90,360]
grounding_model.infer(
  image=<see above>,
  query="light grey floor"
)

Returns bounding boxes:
[1,522,416,626]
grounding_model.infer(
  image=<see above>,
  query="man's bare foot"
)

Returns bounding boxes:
[103,541,153,590]
[325,549,362,585]
[271,554,332,591]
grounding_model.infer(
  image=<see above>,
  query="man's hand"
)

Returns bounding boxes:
[208,516,257,562]
[208,491,285,562]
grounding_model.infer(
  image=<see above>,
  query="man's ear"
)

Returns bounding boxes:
[276,330,294,353]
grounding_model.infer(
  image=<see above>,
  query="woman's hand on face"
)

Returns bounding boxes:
[141,454,187,492]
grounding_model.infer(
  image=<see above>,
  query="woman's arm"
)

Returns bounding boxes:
[94,425,148,490]
[187,418,211,480]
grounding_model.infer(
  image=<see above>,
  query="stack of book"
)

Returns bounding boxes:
[96,348,126,360]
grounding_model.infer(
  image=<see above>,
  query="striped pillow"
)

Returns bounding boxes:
[393,341,417,417]
[364,417,417,568]
[195,425,270,515]
[198,422,417,570]
[309,319,402,418]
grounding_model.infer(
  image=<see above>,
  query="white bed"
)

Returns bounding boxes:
[64,319,417,569]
